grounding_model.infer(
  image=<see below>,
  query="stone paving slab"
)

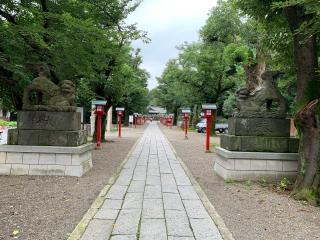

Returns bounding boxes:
[80,219,114,240]
[80,123,223,240]
[142,198,164,219]
[140,218,167,240]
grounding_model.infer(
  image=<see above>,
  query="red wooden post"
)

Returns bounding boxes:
[202,104,216,153]
[118,112,123,137]
[95,105,106,149]
[205,110,213,152]
[184,113,189,139]
[97,111,102,147]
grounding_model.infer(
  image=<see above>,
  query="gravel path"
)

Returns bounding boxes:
[160,124,320,240]
[0,127,144,240]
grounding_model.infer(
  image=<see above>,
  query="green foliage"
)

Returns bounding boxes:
[259,178,268,187]
[293,188,319,206]
[0,0,149,114]
[0,120,16,127]
[277,178,292,192]
[200,0,241,44]
[225,178,236,184]
[223,43,250,65]
[244,179,253,187]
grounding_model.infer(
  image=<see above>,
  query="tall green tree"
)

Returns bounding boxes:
[0,0,146,110]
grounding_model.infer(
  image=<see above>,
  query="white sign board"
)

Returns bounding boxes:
[129,115,134,123]
[202,103,217,110]
[92,100,107,106]
[76,107,84,123]
[182,109,191,113]
[116,107,125,112]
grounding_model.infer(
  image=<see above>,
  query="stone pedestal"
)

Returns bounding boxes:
[3,111,93,176]
[214,147,298,181]
[8,111,86,146]
[0,143,94,177]
[221,135,299,153]
[214,116,299,181]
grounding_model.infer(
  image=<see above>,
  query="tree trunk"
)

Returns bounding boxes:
[190,104,197,127]
[173,106,178,126]
[243,47,266,91]
[210,117,216,136]
[294,99,320,189]
[285,6,320,190]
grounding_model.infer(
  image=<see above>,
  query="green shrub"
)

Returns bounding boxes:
[0,120,17,127]
[277,178,291,192]
[259,178,268,187]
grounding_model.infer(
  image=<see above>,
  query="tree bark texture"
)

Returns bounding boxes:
[285,6,320,190]
[243,47,266,91]
[294,99,320,189]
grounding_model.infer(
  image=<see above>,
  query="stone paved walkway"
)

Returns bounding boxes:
[80,123,222,240]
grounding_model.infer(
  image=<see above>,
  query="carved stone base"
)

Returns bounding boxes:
[228,117,290,137]
[17,111,81,131]
[214,147,298,181]
[221,135,299,153]
[8,129,87,147]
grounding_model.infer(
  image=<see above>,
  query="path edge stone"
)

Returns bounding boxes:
[161,127,235,240]
[67,136,143,240]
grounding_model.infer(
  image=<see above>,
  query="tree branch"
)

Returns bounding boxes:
[220,83,236,93]
[39,0,49,28]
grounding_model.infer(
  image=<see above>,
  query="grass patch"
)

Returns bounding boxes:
[293,188,319,206]
[225,178,236,184]
[210,143,219,152]
[243,179,253,187]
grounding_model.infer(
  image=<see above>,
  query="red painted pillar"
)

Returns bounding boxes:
[97,113,102,147]
[184,113,189,139]
[205,116,211,152]
[95,105,105,149]
[204,109,213,152]
[118,112,123,138]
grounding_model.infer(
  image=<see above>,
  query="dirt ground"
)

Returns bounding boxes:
[160,124,320,240]
[0,126,144,240]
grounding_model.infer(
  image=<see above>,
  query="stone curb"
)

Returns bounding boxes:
[67,136,142,240]
[160,127,235,240]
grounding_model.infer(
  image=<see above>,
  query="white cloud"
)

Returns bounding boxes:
[126,0,218,89]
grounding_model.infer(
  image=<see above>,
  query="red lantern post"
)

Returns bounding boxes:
[134,113,138,128]
[182,108,191,139]
[169,114,173,128]
[202,104,217,153]
[116,107,124,138]
[93,100,107,149]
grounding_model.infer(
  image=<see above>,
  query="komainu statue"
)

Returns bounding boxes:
[23,66,76,112]
[235,71,287,114]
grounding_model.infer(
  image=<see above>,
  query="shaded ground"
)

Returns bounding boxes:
[160,124,320,240]
[0,126,144,240]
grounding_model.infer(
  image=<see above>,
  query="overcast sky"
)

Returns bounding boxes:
[126,0,218,89]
